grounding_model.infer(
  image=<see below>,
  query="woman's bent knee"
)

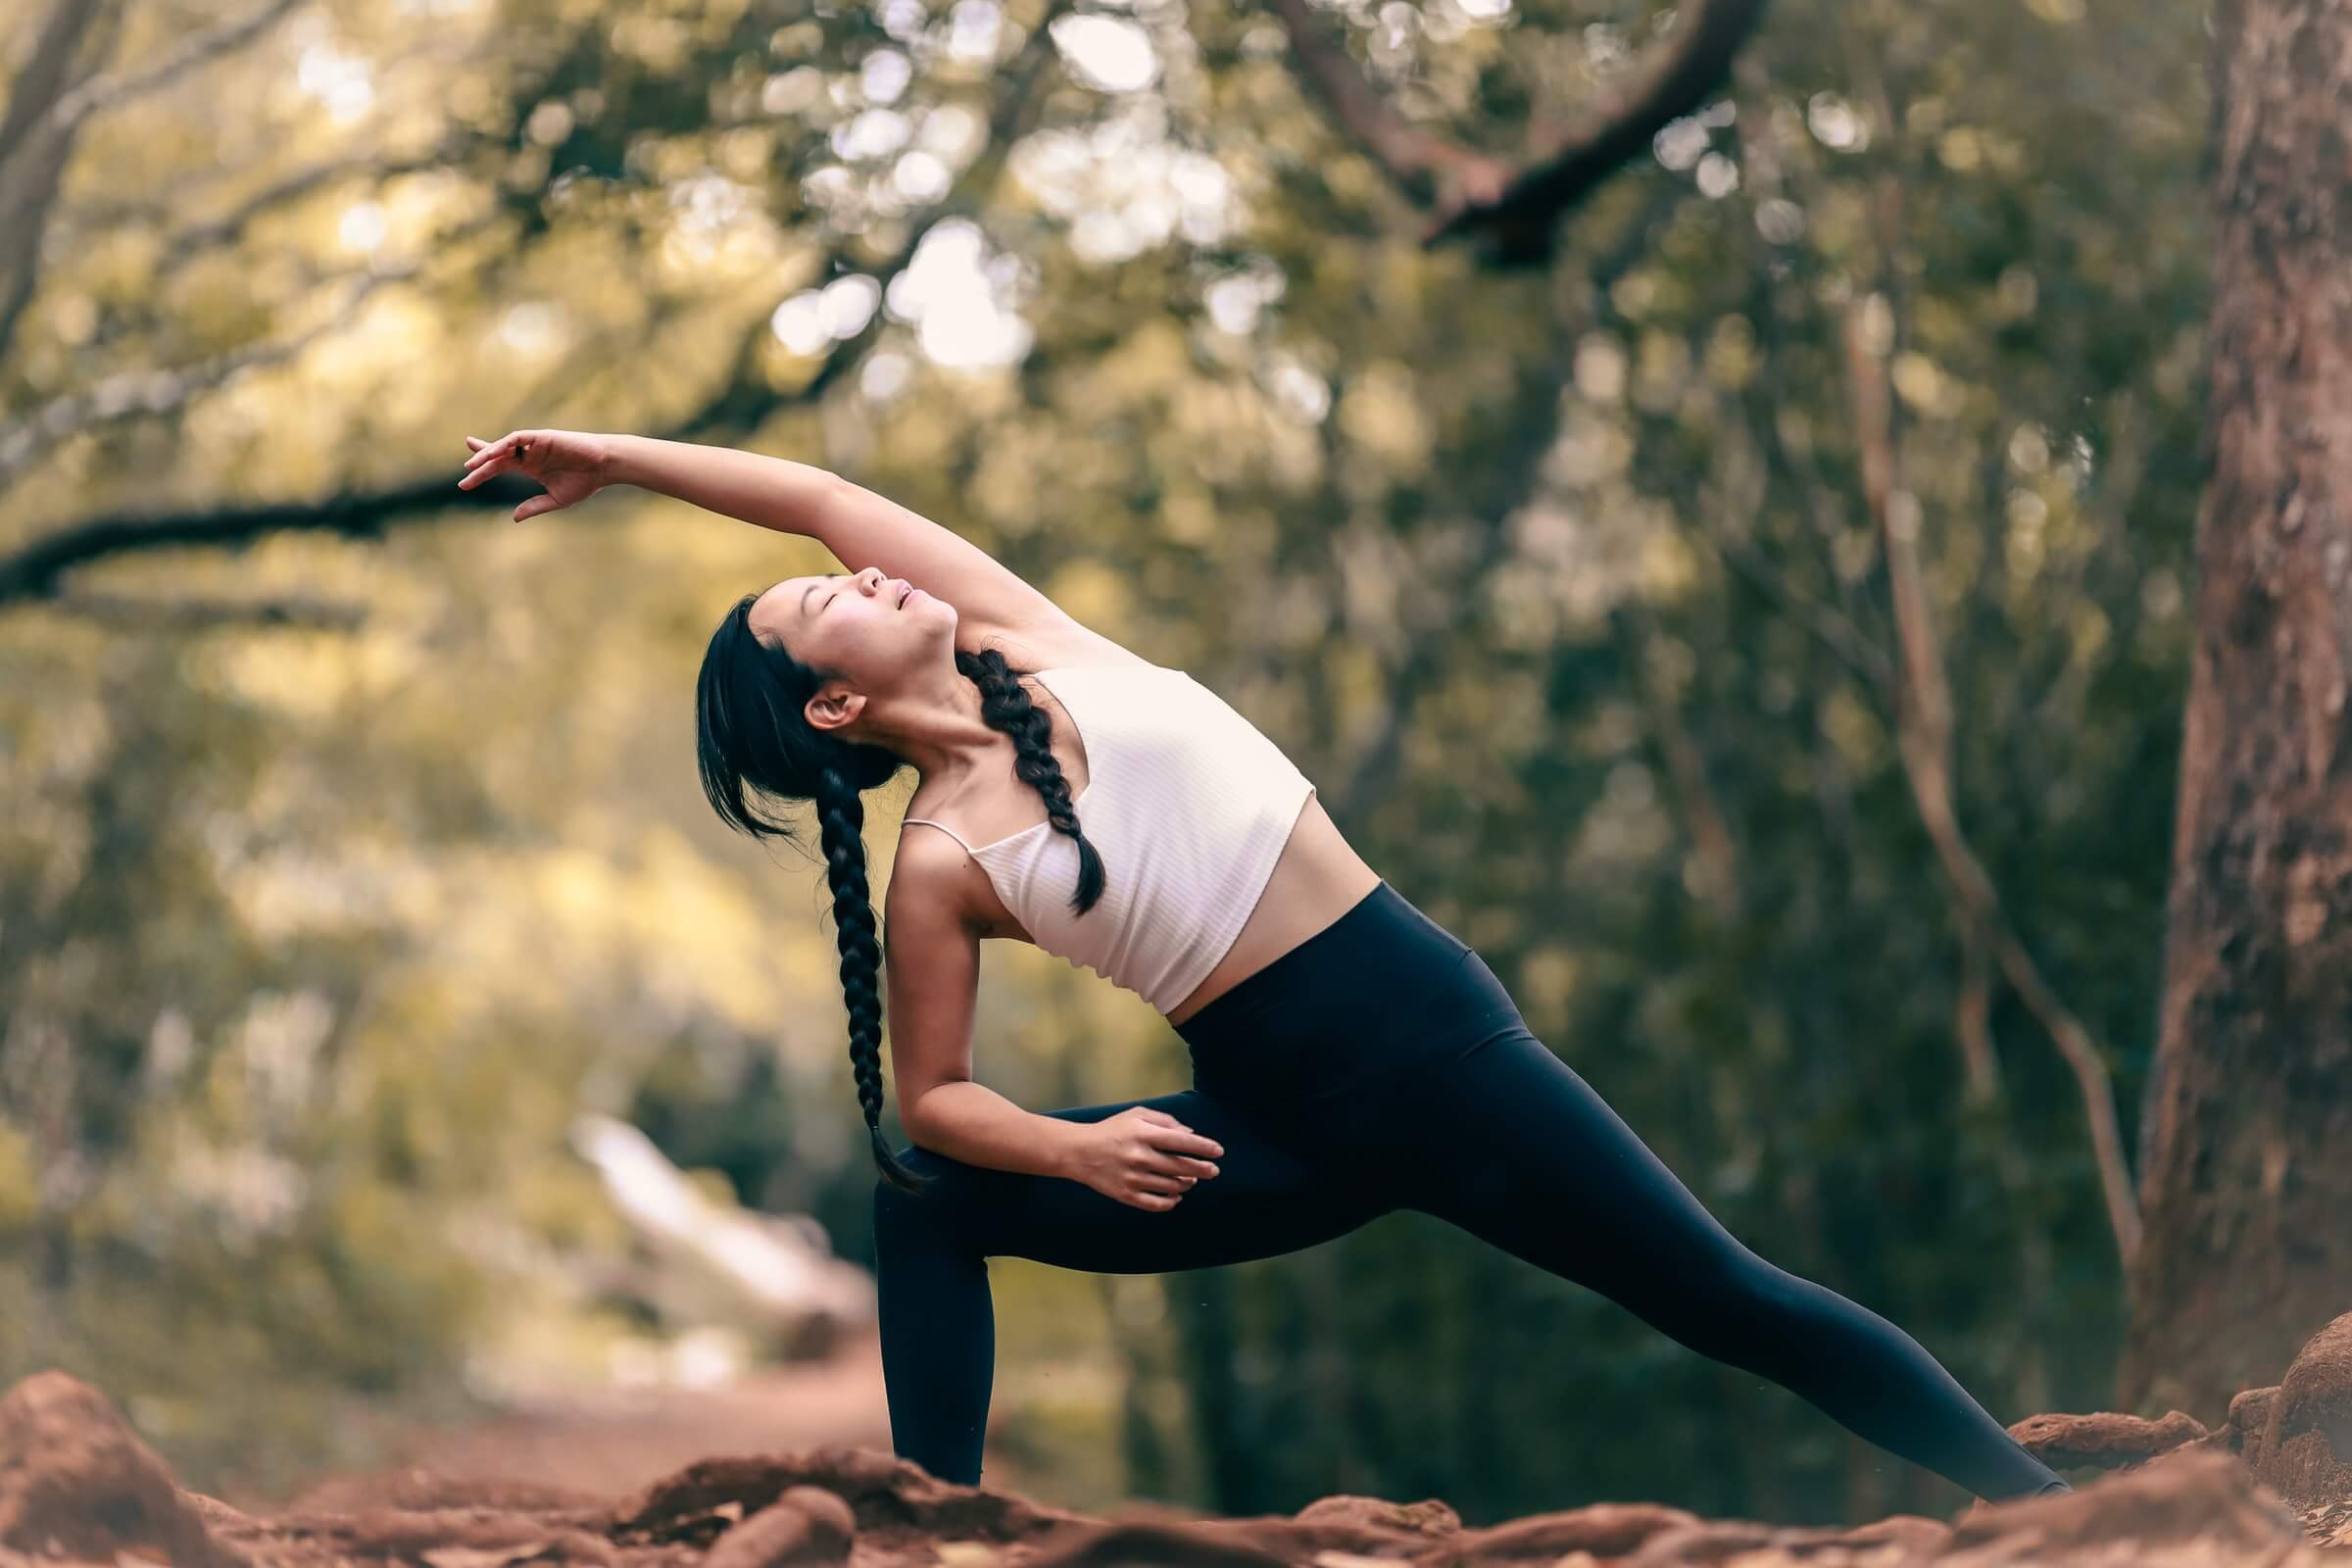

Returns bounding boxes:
[873,1146,978,1244]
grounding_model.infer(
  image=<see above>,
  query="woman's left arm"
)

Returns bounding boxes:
[466,428,1110,659]
[605,433,1102,658]
[602,432,840,537]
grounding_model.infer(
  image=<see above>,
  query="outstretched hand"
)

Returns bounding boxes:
[458,428,615,521]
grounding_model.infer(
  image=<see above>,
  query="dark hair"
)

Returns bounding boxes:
[694,592,1105,1193]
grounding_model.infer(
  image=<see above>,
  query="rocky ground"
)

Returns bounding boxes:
[10,1313,2352,1567]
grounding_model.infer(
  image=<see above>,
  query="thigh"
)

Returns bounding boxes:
[894,1087,1396,1274]
[1396,1027,1783,1334]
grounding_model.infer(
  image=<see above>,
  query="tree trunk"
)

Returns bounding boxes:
[2118,0,2352,1423]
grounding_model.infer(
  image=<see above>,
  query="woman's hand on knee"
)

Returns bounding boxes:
[1063,1107,1223,1211]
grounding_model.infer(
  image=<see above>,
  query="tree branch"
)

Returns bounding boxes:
[38,0,305,140]
[1841,300,2141,1266]
[0,245,459,486]
[49,588,369,630]
[1271,0,1771,264]
[150,139,479,271]
[0,0,123,361]
[1835,46,2140,1263]
[1264,0,1511,214]
[0,6,1071,611]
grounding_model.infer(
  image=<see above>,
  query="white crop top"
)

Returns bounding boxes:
[900,662,1318,1014]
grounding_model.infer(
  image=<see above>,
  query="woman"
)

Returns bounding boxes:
[457,427,2074,1504]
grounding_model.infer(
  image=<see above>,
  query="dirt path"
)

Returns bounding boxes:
[281,1330,896,1511]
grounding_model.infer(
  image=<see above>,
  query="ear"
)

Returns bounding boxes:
[805,681,866,735]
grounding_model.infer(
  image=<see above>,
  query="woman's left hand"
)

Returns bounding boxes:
[458,428,614,521]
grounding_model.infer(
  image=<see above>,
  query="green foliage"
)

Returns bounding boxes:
[0,0,2203,1524]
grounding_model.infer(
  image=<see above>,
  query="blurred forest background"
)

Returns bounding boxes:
[0,0,2233,1534]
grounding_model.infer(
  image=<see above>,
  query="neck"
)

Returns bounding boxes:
[855,663,1006,793]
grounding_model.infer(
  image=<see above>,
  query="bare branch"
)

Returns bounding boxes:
[0,258,429,486]
[49,588,369,630]
[1837,48,2139,1261]
[40,0,305,138]
[0,8,1073,610]
[0,0,112,158]
[152,141,476,270]
[1265,0,1510,214]
[1841,299,2141,1266]
[1271,0,1771,264]
[0,0,122,360]
[1427,0,1772,249]
[0,0,302,362]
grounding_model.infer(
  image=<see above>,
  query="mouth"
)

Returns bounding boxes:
[898,584,918,609]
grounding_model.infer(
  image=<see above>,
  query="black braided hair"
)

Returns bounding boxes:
[957,645,1106,917]
[693,593,1104,1195]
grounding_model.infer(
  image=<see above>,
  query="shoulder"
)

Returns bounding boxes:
[887,824,984,941]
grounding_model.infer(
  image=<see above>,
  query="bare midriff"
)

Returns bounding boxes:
[1162,793,1382,1027]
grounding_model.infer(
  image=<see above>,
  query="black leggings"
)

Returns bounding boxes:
[872,879,2062,1501]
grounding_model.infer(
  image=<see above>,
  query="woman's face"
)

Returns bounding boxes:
[749,565,955,721]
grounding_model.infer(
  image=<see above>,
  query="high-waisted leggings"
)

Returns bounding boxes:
[871,879,2064,1501]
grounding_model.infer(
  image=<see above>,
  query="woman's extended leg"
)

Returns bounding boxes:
[872,1086,1395,1486]
[1388,1019,2065,1502]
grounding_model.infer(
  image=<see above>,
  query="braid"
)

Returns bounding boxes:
[815,763,929,1195]
[955,647,1105,915]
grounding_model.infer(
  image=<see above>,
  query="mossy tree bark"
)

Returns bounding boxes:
[2120,0,2352,1424]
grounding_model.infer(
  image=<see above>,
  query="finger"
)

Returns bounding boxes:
[465,435,487,452]
[514,493,564,522]
[1144,1126,1225,1159]
[1135,1152,1207,1181]
[464,432,522,470]
[1134,1107,1180,1126]
[1133,1174,1188,1196]
[456,455,507,490]
[1124,1190,1179,1211]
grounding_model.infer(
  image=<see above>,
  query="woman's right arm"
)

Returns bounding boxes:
[887,839,1222,1208]
[885,838,1066,1175]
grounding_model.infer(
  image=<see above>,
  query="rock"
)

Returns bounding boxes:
[2009,1407,2210,1472]
[2253,1310,2352,1511]
[605,1444,1086,1549]
[7,1363,2352,1568]
[1613,1513,1955,1567]
[2229,1386,2281,1466]
[0,1370,246,1568]
[1292,1494,1462,1537]
[1026,1518,1296,1567]
[1434,1501,1701,1561]
[1938,1446,2319,1566]
[705,1485,857,1568]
